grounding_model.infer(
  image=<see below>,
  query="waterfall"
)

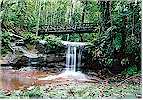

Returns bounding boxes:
[66,46,77,72]
[63,41,88,72]
[39,41,90,81]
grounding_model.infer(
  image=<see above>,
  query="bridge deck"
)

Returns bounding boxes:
[33,23,99,35]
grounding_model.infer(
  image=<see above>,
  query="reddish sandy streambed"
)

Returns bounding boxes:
[0,67,95,91]
[0,67,141,99]
[0,67,58,91]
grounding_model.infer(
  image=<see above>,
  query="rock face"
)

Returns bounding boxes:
[15,40,25,46]
[10,49,65,70]
[7,53,66,70]
[12,56,29,69]
[35,41,66,69]
[35,43,47,54]
[0,59,9,66]
[2,41,65,70]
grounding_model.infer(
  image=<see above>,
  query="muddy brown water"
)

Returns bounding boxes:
[0,67,61,91]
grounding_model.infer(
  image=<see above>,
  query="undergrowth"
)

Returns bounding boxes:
[0,82,141,99]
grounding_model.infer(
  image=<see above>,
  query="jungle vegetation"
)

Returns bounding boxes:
[0,0,142,99]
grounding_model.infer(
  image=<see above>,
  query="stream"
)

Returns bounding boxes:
[0,41,88,91]
[0,41,141,99]
[0,67,58,91]
[0,66,141,99]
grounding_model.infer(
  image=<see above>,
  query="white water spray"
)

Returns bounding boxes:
[66,46,77,72]
[63,41,87,72]
[39,41,90,81]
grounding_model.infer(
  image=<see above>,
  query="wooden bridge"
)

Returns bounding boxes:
[34,23,99,35]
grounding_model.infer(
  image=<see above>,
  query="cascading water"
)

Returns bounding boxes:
[39,41,89,81]
[59,41,89,80]
[63,41,87,72]
[66,45,77,72]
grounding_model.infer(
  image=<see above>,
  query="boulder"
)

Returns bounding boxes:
[12,55,29,69]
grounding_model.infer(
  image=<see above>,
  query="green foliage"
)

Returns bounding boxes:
[1,32,11,55]
[89,0,141,73]
[127,66,138,76]
[1,0,141,73]
[44,35,62,49]
[1,32,11,45]
[125,34,139,54]
[113,33,122,50]
[68,34,81,42]
[121,65,138,76]
[9,86,45,99]
[121,58,129,65]
[39,83,141,99]
[22,32,41,44]
[0,82,141,99]
[0,90,8,99]
[106,58,113,66]
[22,86,44,98]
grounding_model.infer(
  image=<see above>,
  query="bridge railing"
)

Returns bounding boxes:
[40,23,96,30]
[34,23,98,34]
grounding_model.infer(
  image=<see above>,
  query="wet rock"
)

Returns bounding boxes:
[19,67,33,71]
[35,42,47,54]
[46,54,65,63]
[0,59,9,66]
[27,86,35,90]
[5,91,12,96]
[136,94,142,98]
[15,40,25,46]
[12,56,29,69]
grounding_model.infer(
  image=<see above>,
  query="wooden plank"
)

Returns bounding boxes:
[38,29,98,35]
[32,23,98,35]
